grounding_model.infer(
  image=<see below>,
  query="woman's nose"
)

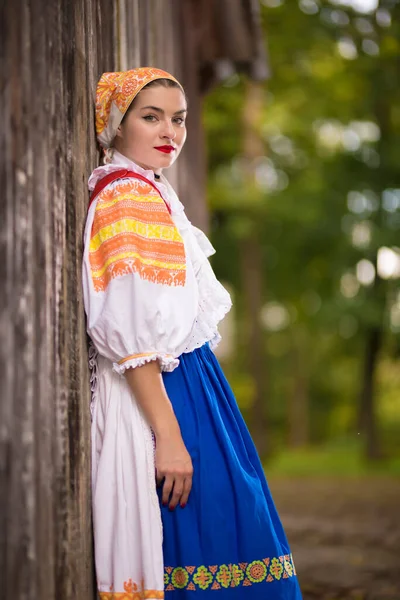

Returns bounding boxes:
[161,120,176,139]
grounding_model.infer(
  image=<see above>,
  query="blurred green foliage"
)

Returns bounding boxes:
[203,0,400,466]
[265,440,400,477]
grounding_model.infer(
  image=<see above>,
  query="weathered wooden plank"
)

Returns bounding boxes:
[1,0,115,597]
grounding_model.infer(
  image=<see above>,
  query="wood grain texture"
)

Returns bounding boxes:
[1,0,113,597]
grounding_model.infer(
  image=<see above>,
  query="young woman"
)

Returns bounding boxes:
[83,67,302,599]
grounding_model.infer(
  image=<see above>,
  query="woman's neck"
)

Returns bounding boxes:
[111,149,163,178]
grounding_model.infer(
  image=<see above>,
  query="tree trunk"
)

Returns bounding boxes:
[240,235,269,458]
[355,2,395,461]
[240,80,270,459]
[358,327,382,460]
[288,334,310,448]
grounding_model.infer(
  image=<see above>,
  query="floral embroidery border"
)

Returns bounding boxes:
[164,554,297,592]
[99,592,163,600]
[99,578,164,599]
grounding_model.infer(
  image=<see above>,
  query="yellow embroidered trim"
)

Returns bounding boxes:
[99,591,164,599]
[99,577,164,599]
[90,220,183,252]
[118,352,173,366]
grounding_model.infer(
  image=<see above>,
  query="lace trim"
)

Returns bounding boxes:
[113,353,180,375]
[183,260,232,355]
[88,340,99,418]
[140,415,163,538]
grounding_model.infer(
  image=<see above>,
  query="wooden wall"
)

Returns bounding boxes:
[1,1,266,598]
[1,2,206,597]
[1,1,114,597]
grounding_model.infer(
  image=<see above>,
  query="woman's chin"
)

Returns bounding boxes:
[153,153,176,169]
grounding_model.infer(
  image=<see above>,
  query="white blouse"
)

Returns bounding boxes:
[82,150,232,374]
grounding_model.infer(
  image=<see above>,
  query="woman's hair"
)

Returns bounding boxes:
[121,78,186,123]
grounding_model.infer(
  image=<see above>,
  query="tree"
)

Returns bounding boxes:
[204,0,400,459]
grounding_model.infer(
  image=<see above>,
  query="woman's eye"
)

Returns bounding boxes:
[143,115,157,122]
[173,117,185,125]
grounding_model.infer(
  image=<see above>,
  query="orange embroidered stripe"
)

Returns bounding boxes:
[96,179,159,201]
[90,252,185,275]
[90,251,186,279]
[94,182,164,214]
[92,256,186,292]
[97,189,165,209]
[90,225,184,255]
[118,352,173,365]
[89,179,186,292]
[99,591,164,599]
[90,235,185,269]
[92,198,173,236]
[91,253,185,281]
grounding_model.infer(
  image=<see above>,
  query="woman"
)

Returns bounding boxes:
[83,67,302,599]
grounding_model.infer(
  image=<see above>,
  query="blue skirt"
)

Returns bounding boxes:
[160,343,302,599]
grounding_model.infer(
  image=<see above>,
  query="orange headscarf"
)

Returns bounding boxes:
[95,67,183,148]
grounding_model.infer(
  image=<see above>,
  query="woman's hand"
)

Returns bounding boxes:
[155,431,193,510]
[124,360,193,509]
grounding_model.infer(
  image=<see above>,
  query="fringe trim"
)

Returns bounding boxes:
[92,260,187,293]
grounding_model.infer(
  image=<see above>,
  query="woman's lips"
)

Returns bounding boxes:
[154,146,175,154]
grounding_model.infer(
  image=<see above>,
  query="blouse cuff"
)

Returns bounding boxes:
[113,352,180,375]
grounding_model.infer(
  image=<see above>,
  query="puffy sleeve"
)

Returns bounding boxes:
[82,177,198,374]
[191,226,216,258]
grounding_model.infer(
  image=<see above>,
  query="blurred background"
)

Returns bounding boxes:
[209,0,400,471]
[208,2,400,597]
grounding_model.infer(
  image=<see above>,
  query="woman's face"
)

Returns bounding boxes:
[114,84,187,174]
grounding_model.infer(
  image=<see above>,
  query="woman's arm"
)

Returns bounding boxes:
[125,361,193,510]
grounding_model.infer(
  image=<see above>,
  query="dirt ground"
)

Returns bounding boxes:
[269,477,400,600]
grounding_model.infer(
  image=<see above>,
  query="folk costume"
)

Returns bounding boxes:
[83,67,302,600]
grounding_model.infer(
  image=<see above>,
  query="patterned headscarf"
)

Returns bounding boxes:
[95,67,183,148]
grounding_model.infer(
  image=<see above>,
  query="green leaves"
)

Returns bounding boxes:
[204,0,400,450]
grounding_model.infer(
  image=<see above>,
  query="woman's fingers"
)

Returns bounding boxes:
[179,476,192,508]
[155,434,193,507]
[161,469,193,509]
[168,479,184,510]
[155,470,164,487]
[162,474,174,506]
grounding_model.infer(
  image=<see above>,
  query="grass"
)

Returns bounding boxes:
[264,439,400,477]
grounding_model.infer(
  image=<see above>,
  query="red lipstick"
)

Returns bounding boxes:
[154,146,175,154]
